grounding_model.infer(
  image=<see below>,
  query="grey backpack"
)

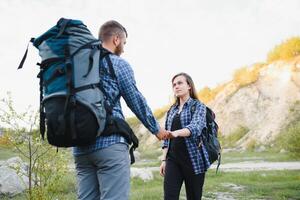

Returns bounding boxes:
[18,18,115,147]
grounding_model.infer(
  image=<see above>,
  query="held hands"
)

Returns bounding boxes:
[156,128,170,140]
[156,129,181,140]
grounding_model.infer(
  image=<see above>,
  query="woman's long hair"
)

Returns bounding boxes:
[171,72,199,105]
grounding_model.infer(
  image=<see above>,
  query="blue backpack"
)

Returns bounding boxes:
[18,18,116,147]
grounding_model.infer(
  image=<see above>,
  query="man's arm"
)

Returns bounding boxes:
[116,59,168,139]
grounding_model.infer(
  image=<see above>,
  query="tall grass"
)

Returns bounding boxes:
[220,126,249,148]
[276,101,300,158]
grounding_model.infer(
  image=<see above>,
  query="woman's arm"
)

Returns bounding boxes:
[169,128,191,138]
[159,147,168,176]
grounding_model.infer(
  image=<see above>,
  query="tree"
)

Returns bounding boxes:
[0,93,69,200]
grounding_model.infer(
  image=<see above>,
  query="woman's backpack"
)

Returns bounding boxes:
[191,104,221,173]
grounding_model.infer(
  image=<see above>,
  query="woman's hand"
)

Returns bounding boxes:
[169,130,180,138]
[159,160,166,177]
[168,128,191,138]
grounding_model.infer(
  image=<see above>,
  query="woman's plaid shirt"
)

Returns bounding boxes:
[163,98,210,174]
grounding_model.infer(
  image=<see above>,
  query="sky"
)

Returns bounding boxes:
[0,0,300,117]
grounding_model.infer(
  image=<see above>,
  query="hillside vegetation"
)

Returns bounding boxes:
[128,36,300,156]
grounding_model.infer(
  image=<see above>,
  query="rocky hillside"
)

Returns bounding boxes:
[210,58,300,148]
[132,57,300,149]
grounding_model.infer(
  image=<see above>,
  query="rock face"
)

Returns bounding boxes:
[133,58,300,149]
[210,60,300,147]
[130,167,153,181]
[0,157,29,197]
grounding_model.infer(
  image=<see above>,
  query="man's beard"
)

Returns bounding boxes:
[115,43,123,56]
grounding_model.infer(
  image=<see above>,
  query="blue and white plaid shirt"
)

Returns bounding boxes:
[73,54,160,156]
[163,97,210,174]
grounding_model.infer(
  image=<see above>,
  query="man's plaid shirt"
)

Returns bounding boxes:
[73,54,160,156]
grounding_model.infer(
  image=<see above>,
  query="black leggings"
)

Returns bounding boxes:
[164,158,205,200]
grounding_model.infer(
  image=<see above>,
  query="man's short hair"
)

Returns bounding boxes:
[98,20,128,42]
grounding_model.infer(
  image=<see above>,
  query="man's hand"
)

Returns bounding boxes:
[155,128,170,140]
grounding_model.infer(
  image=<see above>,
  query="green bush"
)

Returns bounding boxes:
[276,101,300,157]
[278,121,300,157]
[0,94,71,200]
[220,126,249,148]
[245,138,257,151]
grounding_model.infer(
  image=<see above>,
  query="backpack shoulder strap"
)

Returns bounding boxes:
[98,48,119,115]
[190,99,200,116]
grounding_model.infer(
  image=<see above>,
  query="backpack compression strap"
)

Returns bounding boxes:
[17,38,35,70]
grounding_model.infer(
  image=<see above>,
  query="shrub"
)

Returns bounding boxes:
[245,138,257,150]
[232,66,261,88]
[277,121,300,158]
[198,83,227,104]
[0,93,70,199]
[276,101,300,158]
[0,132,12,147]
[221,126,249,148]
[267,37,300,62]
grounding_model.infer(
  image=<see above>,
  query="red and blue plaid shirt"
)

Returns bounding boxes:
[163,97,210,174]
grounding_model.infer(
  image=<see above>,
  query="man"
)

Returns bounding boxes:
[73,20,169,200]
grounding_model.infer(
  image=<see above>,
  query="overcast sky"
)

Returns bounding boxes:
[1,0,300,117]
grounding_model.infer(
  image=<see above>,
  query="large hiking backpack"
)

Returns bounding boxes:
[18,18,117,147]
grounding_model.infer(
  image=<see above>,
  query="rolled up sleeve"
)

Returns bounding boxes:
[184,103,206,141]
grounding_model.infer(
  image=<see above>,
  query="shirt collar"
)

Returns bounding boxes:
[175,97,194,108]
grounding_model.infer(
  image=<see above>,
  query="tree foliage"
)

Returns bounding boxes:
[0,93,69,200]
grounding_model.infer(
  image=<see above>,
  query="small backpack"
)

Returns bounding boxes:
[191,104,221,173]
[17,18,118,147]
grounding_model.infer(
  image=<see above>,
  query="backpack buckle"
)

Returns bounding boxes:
[70,95,76,106]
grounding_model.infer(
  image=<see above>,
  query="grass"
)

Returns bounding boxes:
[220,150,299,164]
[220,126,249,148]
[0,172,77,200]
[130,173,164,200]
[130,170,300,200]
[1,146,300,199]
[203,170,300,200]
[275,101,300,158]
[3,170,299,200]
[0,146,19,160]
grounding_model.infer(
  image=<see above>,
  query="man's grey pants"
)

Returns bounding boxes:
[74,143,130,200]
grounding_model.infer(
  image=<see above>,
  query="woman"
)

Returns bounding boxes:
[160,72,210,200]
